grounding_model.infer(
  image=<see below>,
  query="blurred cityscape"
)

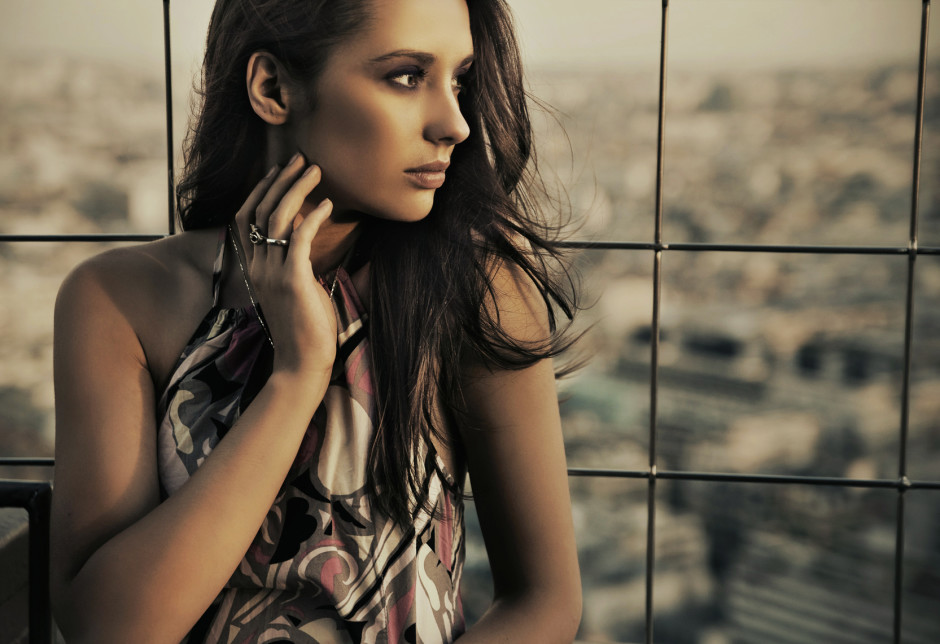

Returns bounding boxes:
[1,55,938,643]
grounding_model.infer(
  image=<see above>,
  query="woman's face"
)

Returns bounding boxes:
[290,0,474,222]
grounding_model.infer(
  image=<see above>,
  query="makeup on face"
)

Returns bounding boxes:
[289,0,474,224]
[404,160,450,190]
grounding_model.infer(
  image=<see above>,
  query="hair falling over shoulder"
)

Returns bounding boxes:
[176,0,585,526]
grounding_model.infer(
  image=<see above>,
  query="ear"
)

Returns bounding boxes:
[246,51,294,125]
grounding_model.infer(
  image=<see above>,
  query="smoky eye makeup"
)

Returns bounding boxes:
[377,52,474,92]
[385,66,429,89]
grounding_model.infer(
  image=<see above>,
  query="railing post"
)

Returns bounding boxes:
[28,484,52,644]
[0,480,54,644]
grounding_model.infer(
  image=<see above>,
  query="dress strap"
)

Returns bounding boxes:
[211,227,227,307]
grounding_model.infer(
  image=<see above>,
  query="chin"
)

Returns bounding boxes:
[368,195,436,223]
[374,209,432,224]
[320,187,432,224]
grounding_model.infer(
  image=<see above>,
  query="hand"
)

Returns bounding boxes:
[233,153,337,380]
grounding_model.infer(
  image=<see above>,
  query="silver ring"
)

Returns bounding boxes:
[248,224,289,247]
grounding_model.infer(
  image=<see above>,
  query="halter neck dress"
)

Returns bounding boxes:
[156,229,465,643]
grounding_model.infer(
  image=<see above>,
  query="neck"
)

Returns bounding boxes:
[263,143,363,273]
[298,198,363,274]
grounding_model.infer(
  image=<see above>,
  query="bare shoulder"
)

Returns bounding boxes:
[483,254,552,346]
[59,229,216,308]
[56,228,222,384]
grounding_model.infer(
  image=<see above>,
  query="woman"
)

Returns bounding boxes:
[50,0,582,641]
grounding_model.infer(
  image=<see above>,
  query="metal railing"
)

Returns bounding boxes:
[0,479,53,644]
[0,3,178,642]
[557,2,936,643]
[0,1,936,643]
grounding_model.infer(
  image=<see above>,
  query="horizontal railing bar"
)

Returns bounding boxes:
[666,243,910,254]
[561,241,660,251]
[4,459,940,489]
[659,471,907,488]
[0,480,52,507]
[559,240,937,255]
[0,234,168,243]
[567,468,651,479]
[0,458,55,467]
[567,468,940,489]
[4,236,937,256]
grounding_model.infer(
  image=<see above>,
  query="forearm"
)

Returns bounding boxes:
[55,371,328,644]
[459,591,582,644]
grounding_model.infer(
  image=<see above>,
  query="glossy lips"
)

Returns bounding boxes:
[404,161,449,189]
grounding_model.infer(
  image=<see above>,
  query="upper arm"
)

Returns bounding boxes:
[458,262,581,610]
[50,257,161,602]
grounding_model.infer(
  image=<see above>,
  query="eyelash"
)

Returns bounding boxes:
[387,66,470,93]
[387,67,428,89]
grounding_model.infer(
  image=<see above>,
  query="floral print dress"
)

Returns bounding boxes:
[156,230,465,643]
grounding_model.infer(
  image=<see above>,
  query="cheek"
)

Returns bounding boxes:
[298,88,428,220]
[316,95,403,185]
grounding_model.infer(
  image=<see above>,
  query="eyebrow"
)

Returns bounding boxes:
[369,49,475,69]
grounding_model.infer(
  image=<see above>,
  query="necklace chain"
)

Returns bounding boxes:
[227,224,340,349]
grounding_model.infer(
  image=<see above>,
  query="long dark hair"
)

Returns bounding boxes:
[178,0,582,525]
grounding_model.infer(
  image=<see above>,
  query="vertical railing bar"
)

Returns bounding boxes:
[899,0,930,479]
[163,0,176,235]
[893,489,908,644]
[906,0,930,248]
[27,484,52,644]
[644,469,657,644]
[646,2,670,642]
[654,0,668,248]
[894,3,930,641]
[645,249,660,644]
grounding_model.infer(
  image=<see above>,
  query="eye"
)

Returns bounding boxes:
[453,66,472,94]
[387,66,428,90]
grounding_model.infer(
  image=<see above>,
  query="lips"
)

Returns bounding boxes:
[405,161,450,190]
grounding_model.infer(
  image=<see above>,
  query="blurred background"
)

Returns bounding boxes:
[1,1,938,642]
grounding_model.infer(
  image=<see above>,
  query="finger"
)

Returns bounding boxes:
[234,163,279,263]
[286,197,333,275]
[267,164,323,242]
[264,166,323,276]
[253,152,308,239]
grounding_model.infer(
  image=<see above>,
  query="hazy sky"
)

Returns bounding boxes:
[0,0,929,73]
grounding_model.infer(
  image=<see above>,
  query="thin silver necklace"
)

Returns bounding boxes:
[227,223,340,349]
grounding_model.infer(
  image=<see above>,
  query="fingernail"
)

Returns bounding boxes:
[302,164,319,177]
[290,151,303,164]
[265,164,278,178]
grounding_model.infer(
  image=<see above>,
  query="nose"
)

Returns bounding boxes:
[424,87,470,146]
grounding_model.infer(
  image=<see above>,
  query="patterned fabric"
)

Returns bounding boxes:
[156,230,465,643]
